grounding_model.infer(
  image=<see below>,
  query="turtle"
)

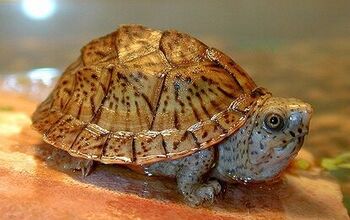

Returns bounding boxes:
[32,24,313,206]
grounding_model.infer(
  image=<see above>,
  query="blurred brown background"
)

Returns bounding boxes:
[1,0,349,73]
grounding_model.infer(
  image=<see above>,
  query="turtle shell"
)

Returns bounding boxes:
[32,25,267,165]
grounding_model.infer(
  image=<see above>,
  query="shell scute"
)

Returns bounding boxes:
[101,132,134,163]
[32,109,63,135]
[162,130,198,158]
[207,48,256,93]
[151,62,245,131]
[116,25,162,63]
[124,50,171,76]
[62,66,110,123]
[214,109,245,131]
[70,124,109,159]
[189,121,225,145]
[92,67,162,132]
[160,30,209,66]
[44,115,85,151]
[134,133,167,164]
[82,33,116,65]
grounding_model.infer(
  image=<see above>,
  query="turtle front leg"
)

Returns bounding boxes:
[176,149,221,206]
[147,148,221,206]
[44,146,94,176]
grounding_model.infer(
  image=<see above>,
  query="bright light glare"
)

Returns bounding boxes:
[21,0,56,20]
[28,68,60,86]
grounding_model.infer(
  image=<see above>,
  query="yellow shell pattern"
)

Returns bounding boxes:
[32,25,265,165]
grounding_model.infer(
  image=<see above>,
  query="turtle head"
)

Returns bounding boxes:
[246,97,313,181]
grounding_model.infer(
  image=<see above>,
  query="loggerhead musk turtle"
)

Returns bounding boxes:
[32,25,313,205]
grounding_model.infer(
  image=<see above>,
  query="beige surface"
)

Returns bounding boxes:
[0,91,348,220]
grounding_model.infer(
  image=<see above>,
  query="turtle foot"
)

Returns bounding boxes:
[185,180,222,206]
[44,147,95,176]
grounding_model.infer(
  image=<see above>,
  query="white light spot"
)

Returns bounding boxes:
[28,67,60,86]
[21,0,56,20]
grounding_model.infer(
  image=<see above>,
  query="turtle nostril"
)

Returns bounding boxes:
[304,103,313,115]
[273,143,289,157]
[302,110,312,129]
[297,103,313,131]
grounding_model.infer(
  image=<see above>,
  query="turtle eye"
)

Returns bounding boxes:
[264,113,284,131]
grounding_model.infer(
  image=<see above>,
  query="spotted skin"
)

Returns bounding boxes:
[31,25,313,206]
[145,96,312,205]
[213,97,313,183]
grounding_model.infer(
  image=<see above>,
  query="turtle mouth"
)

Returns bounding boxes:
[273,144,289,155]
[272,135,305,161]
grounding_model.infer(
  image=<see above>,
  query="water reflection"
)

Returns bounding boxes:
[1,67,59,100]
[27,67,59,85]
[21,0,56,20]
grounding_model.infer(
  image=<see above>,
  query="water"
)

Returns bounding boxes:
[0,0,349,214]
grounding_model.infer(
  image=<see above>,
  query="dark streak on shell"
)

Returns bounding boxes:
[31,24,267,165]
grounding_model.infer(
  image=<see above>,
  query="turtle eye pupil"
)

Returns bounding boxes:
[264,113,284,131]
[270,116,279,125]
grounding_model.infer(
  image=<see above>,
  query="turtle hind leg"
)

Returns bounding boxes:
[43,146,95,176]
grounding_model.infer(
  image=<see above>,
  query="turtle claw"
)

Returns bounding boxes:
[78,160,94,177]
[81,167,90,177]
[44,148,95,176]
[186,180,221,206]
